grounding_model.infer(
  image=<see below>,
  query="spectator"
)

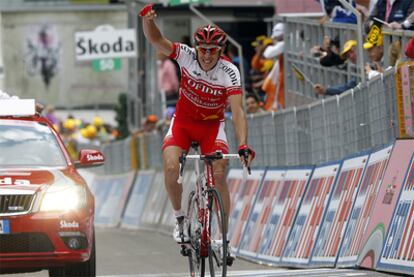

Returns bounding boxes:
[363,23,385,79]
[157,52,179,109]
[44,105,60,128]
[92,116,112,143]
[388,11,414,29]
[320,0,357,24]
[313,40,358,96]
[319,0,368,24]
[365,0,414,32]
[250,36,274,96]
[246,94,265,114]
[311,35,345,67]
[405,36,414,59]
[261,23,285,110]
[133,114,160,136]
[226,44,250,89]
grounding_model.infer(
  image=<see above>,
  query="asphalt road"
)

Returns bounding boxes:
[2,228,401,277]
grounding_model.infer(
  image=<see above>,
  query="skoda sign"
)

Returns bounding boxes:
[75,26,137,61]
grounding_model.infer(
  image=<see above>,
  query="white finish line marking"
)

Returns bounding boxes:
[100,268,369,277]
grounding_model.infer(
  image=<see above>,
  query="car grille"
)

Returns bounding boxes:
[0,233,54,253]
[0,194,35,215]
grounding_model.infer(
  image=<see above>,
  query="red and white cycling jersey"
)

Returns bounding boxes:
[169,42,242,121]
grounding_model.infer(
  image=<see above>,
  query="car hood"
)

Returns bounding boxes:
[0,168,81,194]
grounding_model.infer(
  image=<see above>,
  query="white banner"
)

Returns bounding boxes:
[75,28,136,61]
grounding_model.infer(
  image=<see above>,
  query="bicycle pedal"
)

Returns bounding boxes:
[180,246,190,256]
[226,256,235,266]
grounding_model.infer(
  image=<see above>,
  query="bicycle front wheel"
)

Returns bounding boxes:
[207,188,227,277]
[187,190,205,277]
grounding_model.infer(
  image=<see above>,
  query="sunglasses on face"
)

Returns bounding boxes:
[196,46,221,55]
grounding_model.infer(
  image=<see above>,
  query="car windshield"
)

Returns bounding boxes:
[0,119,67,167]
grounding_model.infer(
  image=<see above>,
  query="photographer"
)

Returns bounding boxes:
[310,35,346,67]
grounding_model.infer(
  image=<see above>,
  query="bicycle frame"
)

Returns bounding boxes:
[178,149,239,258]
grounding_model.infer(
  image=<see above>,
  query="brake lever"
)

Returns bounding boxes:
[243,153,251,175]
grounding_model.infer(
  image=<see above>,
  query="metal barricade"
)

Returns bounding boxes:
[144,132,163,170]
[323,95,342,162]
[284,17,360,100]
[338,90,358,157]
[247,114,267,167]
[296,106,312,165]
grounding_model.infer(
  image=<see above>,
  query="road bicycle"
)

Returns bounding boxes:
[177,142,248,277]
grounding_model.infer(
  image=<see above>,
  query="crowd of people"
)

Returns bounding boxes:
[310,0,414,96]
[151,1,414,119]
[41,106,118,160]
[234,0,414,113]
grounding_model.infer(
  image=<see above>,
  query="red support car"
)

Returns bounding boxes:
[0,100,104,276]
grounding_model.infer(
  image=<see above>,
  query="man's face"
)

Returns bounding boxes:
[347,46,357,64]
[367,45,383,62]
[196,44,222,71]
[246,97,260,114]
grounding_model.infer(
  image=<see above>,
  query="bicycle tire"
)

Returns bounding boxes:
[207,188,227,277]
[187,190,205,277]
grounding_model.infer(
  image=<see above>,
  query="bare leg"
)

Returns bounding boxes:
[213,159,230,233]
[163,146,185,211]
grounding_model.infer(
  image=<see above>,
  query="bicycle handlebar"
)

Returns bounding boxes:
[177,151,250,184]
[184,153,240,160]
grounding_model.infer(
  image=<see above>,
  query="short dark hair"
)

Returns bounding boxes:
[246,93,260,103]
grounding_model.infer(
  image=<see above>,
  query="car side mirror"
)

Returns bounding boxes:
[75,149,105,168]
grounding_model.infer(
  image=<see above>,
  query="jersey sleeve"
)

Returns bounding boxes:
[169,42,196,68]
[224,63,242,96]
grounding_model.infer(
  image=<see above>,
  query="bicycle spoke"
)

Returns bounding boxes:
[207,188,227,277]
[187,191,205,277]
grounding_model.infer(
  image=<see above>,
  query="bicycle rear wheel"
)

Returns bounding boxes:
[187,191,205,277]
[207,188,227,277]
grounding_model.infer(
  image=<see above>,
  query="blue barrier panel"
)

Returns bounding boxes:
[228,169,265,252]
[310,154,368,267]
[337,144,393,267]
[92,172,135,227]
[121,170,155,229]
[140,171,168,229]
[281,162,341,267]
[377,152,414,275]
[238,167,313,264]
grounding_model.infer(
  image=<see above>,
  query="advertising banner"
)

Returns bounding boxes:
[311,154,368,267]
[378,150,414,275]
[357,140,414,269]
[241,167,313,264]
[281,162,341,267]
[140,172,168,228]
[228,169,265,251]
[238,168,285,259]
[337,144,393,267]
[93,172,135,227]
[121,170,155,229]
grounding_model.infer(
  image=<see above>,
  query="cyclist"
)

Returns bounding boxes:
[140,4,255,253]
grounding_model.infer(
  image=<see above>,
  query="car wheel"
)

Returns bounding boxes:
[49,231,96,277]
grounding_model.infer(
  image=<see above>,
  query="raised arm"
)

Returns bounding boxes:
[140,4,174,57]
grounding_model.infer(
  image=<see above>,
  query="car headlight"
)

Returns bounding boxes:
[40,185,87,212]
